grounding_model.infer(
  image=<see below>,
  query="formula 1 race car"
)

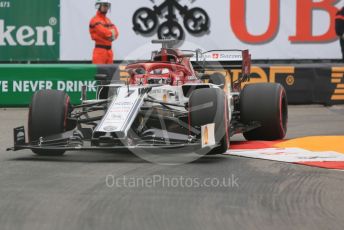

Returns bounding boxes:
[8,39,288,156]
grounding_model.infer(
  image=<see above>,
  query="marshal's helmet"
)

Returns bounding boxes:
[95,0,111,9]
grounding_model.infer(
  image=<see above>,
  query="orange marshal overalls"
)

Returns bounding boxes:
[89,11,119,64]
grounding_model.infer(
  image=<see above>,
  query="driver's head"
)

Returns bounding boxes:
[95,0,111,14]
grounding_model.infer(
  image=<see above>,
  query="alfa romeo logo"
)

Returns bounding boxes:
[132,0,210,41]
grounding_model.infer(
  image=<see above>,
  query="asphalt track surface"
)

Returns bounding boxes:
[0,105,344,230]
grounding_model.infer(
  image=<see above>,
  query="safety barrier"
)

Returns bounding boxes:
[0,63,343,107]
[232,64,344,105]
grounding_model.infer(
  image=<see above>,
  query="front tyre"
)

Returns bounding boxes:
[189,88,229,155]
[28,90,71,156]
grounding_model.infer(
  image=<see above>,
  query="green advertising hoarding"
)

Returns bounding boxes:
[0,64,97,106]
[0,0,60,61]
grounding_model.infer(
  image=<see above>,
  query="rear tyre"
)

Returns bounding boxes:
[189,88,229,155]
[29,90,71,156]
[240,83,288,140]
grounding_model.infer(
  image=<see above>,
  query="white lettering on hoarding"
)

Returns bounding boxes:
[35,27,55,46]
[57,81,65,91]
[11,81,96,92]
[46,81,53,89]
[16,26,35,46]
[13,81,54,92]
[0,20,55,46]
[0,1,10,8]
[0,20,16,45]
[57,81,97,92]
[0,81,8,92]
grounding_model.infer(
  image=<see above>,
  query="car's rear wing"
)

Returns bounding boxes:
[186,49,251,75]
[184,49,251,90]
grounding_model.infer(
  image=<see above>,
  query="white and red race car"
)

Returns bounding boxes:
[8,39,288,156]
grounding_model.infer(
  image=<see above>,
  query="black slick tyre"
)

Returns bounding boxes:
[240,83,288,140]
[189,88,229,155]
[28,90,71,156]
